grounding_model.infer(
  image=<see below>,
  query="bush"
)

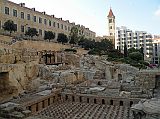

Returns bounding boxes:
[64,49,77,53]
[88,49,100,55]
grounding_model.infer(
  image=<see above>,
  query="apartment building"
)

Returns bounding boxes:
[115,26,153,60]
[0,0,96,40]
[152,38,160,64]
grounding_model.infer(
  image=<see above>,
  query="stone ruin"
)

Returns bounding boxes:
[0,49,160,119]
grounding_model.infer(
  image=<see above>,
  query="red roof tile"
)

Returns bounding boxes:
[108,8,115,17]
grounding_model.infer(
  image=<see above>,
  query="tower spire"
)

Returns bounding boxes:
[108,8,115,18]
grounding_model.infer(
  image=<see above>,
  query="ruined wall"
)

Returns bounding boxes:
[0,62,39,102]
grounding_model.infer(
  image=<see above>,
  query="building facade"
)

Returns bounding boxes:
[115,26,153,60]
[152,38,160,64]
[0,0,96,40]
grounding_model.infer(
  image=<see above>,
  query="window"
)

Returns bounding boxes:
[13,9,17,17]
[21,25,24,32]
[94,99,97,104]
[21,12,24,19]
[110,33,112,35]
[109,19,112,23]
[65,26,67,30]
[57,23,59,28]
[39,17,42,23]
[0,21,1,29]
[5,7,9,15]
[14,24,17,31]
[44,19,47,25]
[39,29,42,36]
[33,16,36,22]
[53,22,56,27]
[68,26,70,31]
[49,20,51,26]
[110,26,112,29]
[61,24,63,29]
[27,14,30,20]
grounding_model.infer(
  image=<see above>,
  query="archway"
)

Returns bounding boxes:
[120,101,123,106]
[87,98,89,103]
[110,100,113,105]
[102,99,105,104]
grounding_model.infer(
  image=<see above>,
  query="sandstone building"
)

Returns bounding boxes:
[0,0,96,40]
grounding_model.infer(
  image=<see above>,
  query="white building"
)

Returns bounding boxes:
[152,38,160,64]
[115,26,153,60]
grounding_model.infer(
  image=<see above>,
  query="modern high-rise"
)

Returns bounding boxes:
[0,0,96,40]
[152,37,160,64]
[115,26,153,60]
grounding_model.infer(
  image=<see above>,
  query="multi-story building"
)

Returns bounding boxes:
[115,26,153,60]
[152,38,160,64]
[0,0,95,40]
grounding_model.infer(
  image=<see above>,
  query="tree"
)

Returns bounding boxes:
[129,52,143,61]
[140,47,144,60]
[57,33,68,44]
[44,31,55,42]
[124,43,128,57]
[25,28,38,38]
[3,20,17,35]
[128,47,140,54]
[69,26,79,44]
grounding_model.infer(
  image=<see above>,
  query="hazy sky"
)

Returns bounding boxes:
[10,0,160,36]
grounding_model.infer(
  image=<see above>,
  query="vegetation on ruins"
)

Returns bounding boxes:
[3,20,17,35]
[57,33,68,44]
[25,28,38,38]
[69,26,79,44]
[64,48,77,53]
[108,46,147,69]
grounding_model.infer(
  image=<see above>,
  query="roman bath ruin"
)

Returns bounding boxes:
[0,35,159,119]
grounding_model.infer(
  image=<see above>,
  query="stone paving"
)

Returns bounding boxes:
[35,102,132,119]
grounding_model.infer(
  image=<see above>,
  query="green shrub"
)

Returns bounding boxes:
[64,49,77,53]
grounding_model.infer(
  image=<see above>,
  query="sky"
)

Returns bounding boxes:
[10,0,160,36]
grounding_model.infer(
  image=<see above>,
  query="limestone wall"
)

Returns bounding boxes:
[12,40,70,51]
[0,62,39,102]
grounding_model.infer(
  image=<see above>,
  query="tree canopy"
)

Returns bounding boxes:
[57,33,68,44]
[44,31,55,41]
[124,43,128,57]
[69,26,79,44]
[3,20,17,35]
[25,28,38,38]
[128,51,143,61]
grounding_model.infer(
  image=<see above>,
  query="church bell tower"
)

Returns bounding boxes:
[108,8,115,36]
